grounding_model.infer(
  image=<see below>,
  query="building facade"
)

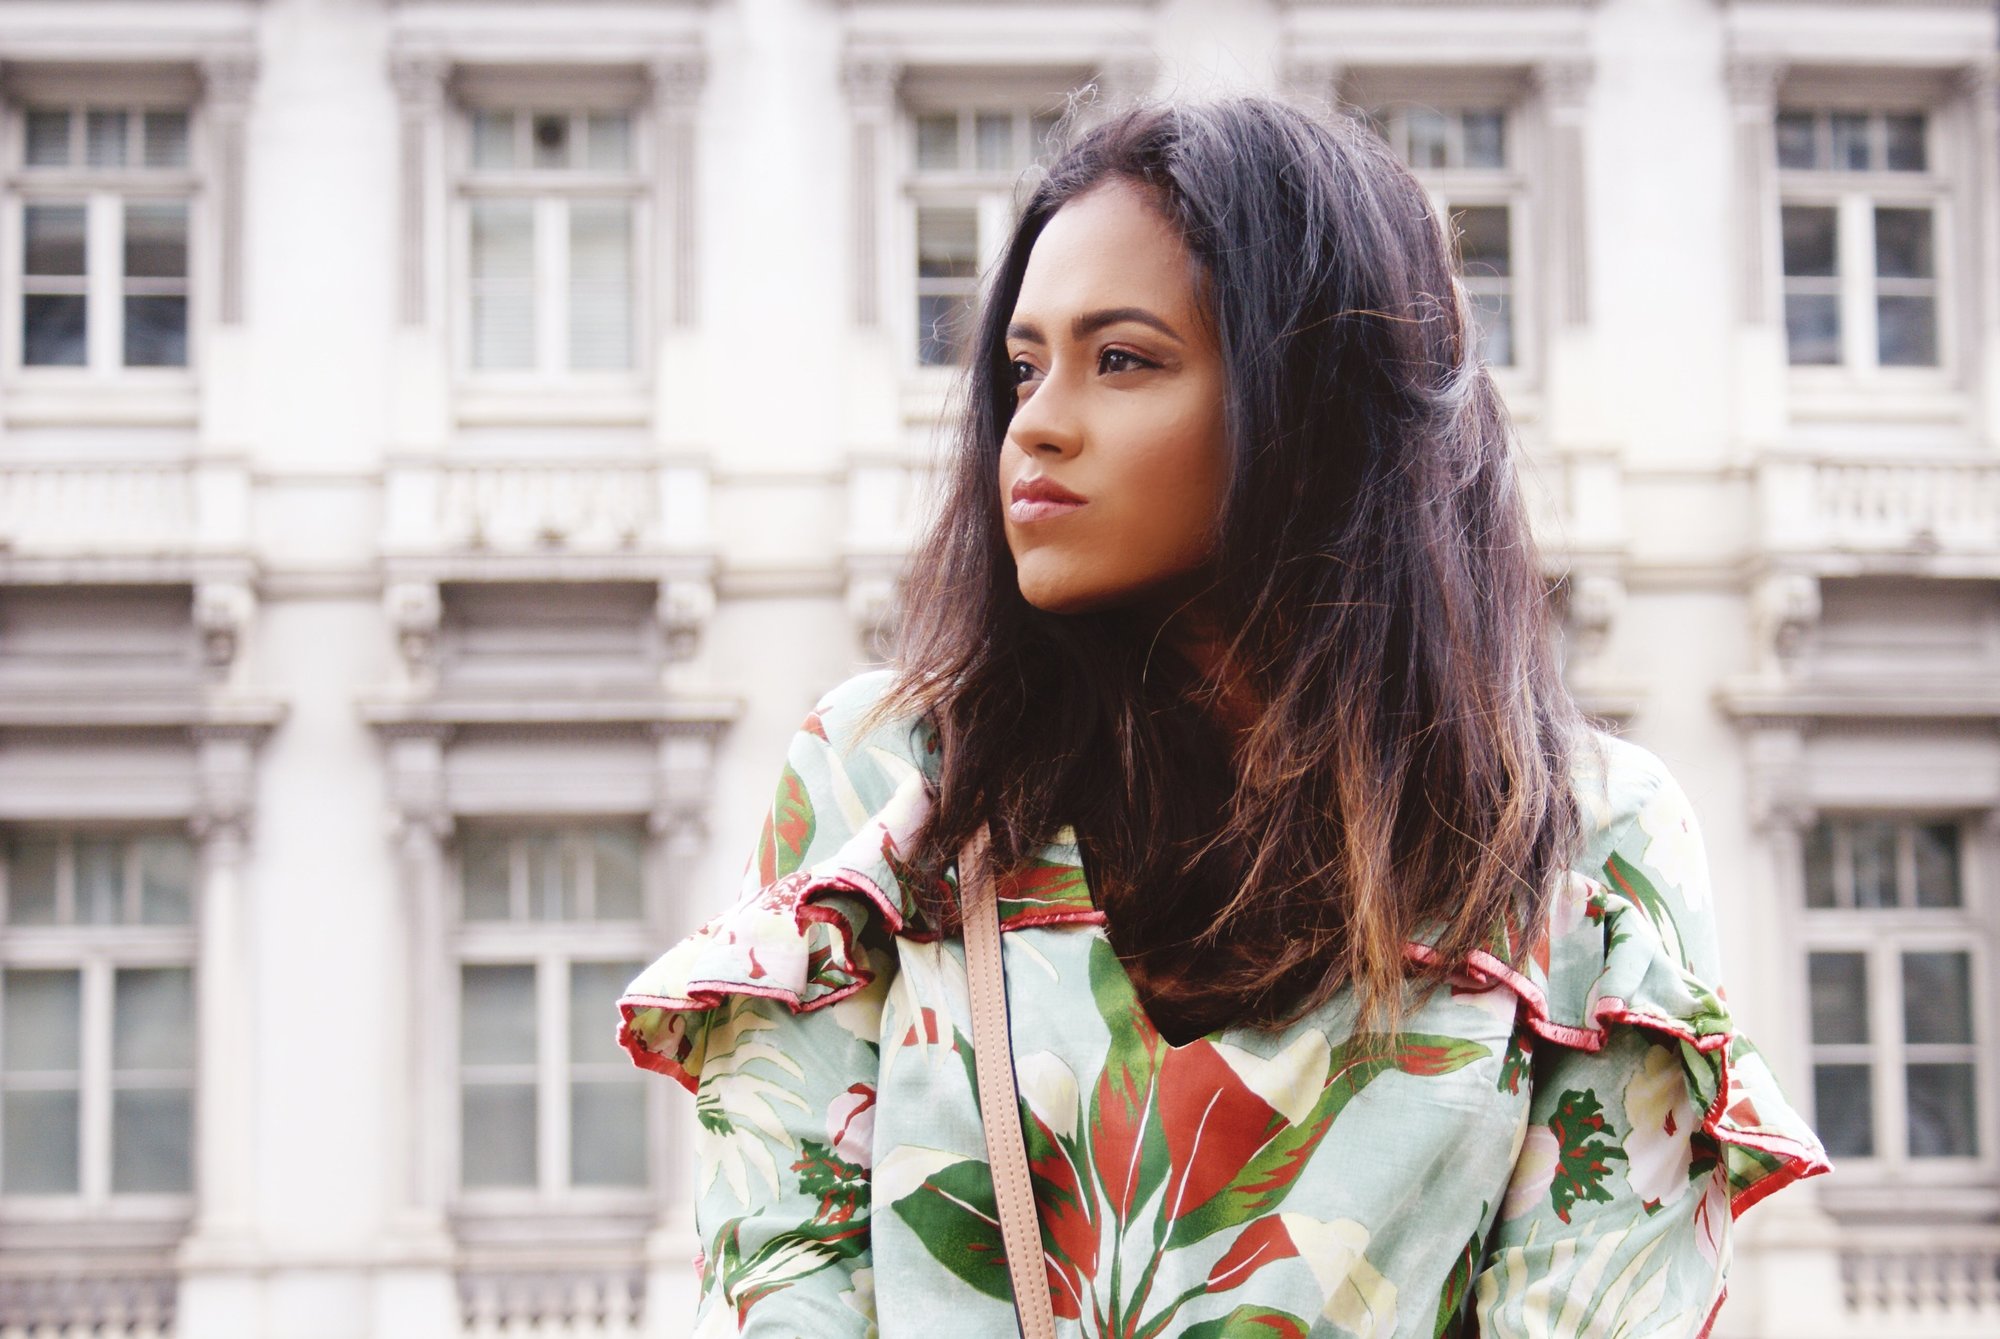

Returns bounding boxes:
[0,0,1992,1335]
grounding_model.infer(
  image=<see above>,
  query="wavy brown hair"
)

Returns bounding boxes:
[858,94,1587,1043]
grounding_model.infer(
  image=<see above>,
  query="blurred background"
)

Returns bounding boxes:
[0,0,1991,1335]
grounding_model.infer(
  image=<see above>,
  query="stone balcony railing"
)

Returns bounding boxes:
[1759,455,2000,566]
[383,456,711,559]
[1838,1230,2000,1335]
[0,460,199,556]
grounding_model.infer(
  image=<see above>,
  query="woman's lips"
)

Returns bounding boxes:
[1008,497,1088,524]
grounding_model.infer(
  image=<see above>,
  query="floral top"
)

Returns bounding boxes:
[616,669,1830,1339]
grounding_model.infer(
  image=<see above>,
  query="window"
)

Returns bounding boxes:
[459,108,642,378]
[0,830,196,1203]
[1802,816,1982,1169]
[13,105,193,372]
[453,821,651,1199]
[906,105,1064,366]
[1370,104,1521,369]
[1776,108,1944,372]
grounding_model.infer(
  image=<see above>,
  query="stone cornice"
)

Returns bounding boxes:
[0,696,285,733]
[1717,678,2000,723]
[359,693,740,731]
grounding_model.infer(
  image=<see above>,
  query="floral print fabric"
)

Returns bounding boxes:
[617,669,1830,1338]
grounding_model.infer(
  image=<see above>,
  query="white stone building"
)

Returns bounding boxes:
[0,0,1991,1335]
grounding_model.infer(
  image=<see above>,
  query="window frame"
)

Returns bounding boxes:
[448,99,654,405]
[1800,811,1995,1200]
[896,98,1069,378]
[0,826,198,1222]
[3,100,202,387]
[447,817,661,1218]
[1365,101,1535,385]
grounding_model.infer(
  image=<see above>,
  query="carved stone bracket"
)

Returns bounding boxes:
[1563,572,1623,677]
[1752,570,1821,681]
[381,722,455,848]
[1742,717,1815,835]
[1725,56,1786,113]
[195,579,256,687]
[1279,56,1345,110]
[387,579,443,692]
[190,723,263,854]
[389,55,449,328]
[846,572,901,664]
[649,719,728,854]
[656,577,715,664]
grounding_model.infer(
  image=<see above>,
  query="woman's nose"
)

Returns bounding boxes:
[1005,375,1082,458]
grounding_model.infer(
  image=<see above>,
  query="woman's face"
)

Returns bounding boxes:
[999,177,1230,620]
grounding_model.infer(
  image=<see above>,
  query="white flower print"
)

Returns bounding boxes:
[1621,1043,1698,1209]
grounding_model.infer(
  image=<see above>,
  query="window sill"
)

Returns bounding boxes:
[0,1198,192,1252]
[449,1194,655,1250]
[1814,1176,1999,1225]
[1786,371,1969,425]
[455,384,653,428]
[2,378,199,429]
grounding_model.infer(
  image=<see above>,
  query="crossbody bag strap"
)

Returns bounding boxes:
[959,822,1058,1339]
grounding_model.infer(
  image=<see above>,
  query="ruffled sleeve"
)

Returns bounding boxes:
[1459,736,1830,1339]
[614,668,938,1338]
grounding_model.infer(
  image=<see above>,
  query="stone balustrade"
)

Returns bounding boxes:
[1761,456,2000,560]
[0,462,195,554]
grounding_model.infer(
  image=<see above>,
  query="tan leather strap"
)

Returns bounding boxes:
[959,823,1058,1339]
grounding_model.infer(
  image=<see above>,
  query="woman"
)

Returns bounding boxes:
[617,96,1829,1338]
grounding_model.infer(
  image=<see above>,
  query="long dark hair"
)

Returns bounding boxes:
[860,94,1586,1040]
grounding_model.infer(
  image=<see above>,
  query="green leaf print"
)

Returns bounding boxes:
[762,762,815,881]
[1167,1033,1490,1248]
[888,1155,1015,1301]
[1178,1305,1311,1339]
[1432,1209,1485,1339]
[1087,936,1169,1227]
[791,1139,867,1224]
[1547,1087,1627,1223]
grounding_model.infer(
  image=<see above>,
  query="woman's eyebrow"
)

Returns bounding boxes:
[1006,306,1184,346]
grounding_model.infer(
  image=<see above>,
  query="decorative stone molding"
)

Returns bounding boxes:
[649,53,708,328]
[194,578,255,686]
[1741,717,1814,834]
[1752,570,1822,680]
[190,723,262,850]
[200,53,258,325]
[387,579,443,691]
[1726,57,1785,328]
[655,577,714,663]
[1532,59,1594,329]
[389,55,448,328]
[649,718,729,851]
[843,49,900,329]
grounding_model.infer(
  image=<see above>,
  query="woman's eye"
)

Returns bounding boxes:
[1009,358,1041,387]
[1099,348,1149,374]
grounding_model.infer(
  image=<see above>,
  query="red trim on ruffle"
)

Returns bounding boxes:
[1404,941,1833,1216]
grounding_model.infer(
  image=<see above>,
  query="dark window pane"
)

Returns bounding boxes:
[974,113,1013,172]
[461,964,536,1066]
[531,112,569,169]
[460,833,513,921]
[1850,820,1898,908]
[124,296,188,367]
[1467,291,1513,368]
[1874,207,1934,279]
[114,967,195,1072]
[1803,819,1837,907]
[1903,951,1972,1045]
[1878,295,1938,367]
[1784,294,1841,366]
[1907,1063,1978,1157]
[6,837,61,925]
[569,961,645,1065]
[142,112,190,169]
[916,292,975,367]
[462,1083,536,1187]
[916,207,978,280]
[24,204,87,276]
[1775,110,1817,170]
[4,969,81,1072]
[111,1087,193,1193]
[75,837,123,923]
[591,829,643,921]
[570,1080,645,1187]
[1808,952,1869,1044]
[471,111,515,170]
[1913,823,1961,907]
[914,113,957,171]
[124,202,189,278]
[1813,1063,1874,1157]
[85,109,128,168]
[1781,205,1837,277]
[1,1090,80,1193]
[1884,113,1926,171]
[1831,112,1870,170]
[1454,206,1511,276]
[135,835,193,925]
[25,109,71,167]
[1461,110,1505,168]
[1406,106,1448,168]
[24,296,87,367]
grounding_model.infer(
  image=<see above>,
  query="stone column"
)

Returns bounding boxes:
[650,53,709,452]
[197,53,259,469]
[1956,60,2000,444]
[642,719,726,1338]
[1531,58,1599,451]
[200,55,256,327]
[1726,56,1789,451]
[373,724,460,1339]
[841,52,898,332]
